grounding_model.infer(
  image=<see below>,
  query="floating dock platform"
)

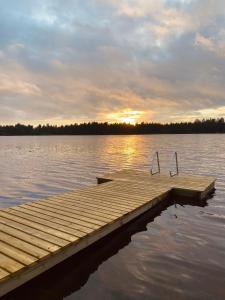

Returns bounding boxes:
[0,169,215,297]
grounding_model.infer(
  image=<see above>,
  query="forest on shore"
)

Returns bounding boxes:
[0,118,225,135]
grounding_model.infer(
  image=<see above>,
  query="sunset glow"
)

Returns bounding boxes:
[108,111,143,124]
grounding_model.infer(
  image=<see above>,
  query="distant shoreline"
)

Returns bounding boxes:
[1,133,225,136]
[0,118,225,135]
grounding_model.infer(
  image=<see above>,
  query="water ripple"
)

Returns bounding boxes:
[0,134,225,299]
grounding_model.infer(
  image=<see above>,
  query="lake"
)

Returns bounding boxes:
[1,134,225,299]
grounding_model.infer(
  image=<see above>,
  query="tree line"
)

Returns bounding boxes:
[0,118,225,135]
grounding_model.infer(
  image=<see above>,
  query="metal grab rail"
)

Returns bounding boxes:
[169,151,179,177]
[150,151,161,175]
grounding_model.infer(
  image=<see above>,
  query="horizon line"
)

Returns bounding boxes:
[0,117,224,127]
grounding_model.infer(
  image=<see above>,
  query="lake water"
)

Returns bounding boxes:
[1,134,225,300]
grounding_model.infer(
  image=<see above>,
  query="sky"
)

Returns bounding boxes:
[1,0,225,125]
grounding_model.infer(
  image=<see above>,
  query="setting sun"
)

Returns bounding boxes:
[108,110,143,124]
[120,117,136,124]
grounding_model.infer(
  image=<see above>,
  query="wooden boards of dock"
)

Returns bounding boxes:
[0,169,215,297]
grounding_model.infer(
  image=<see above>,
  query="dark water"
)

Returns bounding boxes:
[1,135,225,299]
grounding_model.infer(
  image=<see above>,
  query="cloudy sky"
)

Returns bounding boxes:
[1,0,225,125]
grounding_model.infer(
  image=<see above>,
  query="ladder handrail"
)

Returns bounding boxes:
[169,151,179,177]
[150,151,160,175]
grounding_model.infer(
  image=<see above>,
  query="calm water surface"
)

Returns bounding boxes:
[1,135,225,300]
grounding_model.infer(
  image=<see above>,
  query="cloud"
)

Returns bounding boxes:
[0,73,40,96]
[194,32,225,57]
[0,0,225,124]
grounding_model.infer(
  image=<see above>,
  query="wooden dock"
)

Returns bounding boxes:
[0,169,215,297]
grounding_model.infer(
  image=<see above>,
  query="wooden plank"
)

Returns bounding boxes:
[1,209,79,243]
[29,202,106,227]
[0,169,215,297]
[0,253,24,274]
[0,223,57,254]
[97,170,215,192]
[0,216,69,247]
[75,191,147,208]
[0,268,10,281]
[50,193,131,214]
[76,188,150,203]
[8,206,92,235]
[0,241,37,266]
[50,195,125,216]
[0,190,167,296]
[44,198,117,221]
[65,191,141,210]
[33,201,113,223]
[99,184,169,195]
[4,206,87,238]
[78,188,163,204]
[53,191,141,210]
[88,180,169,193]
[83,181,169,196]
[11,206,98,233]
[0,230,49,259]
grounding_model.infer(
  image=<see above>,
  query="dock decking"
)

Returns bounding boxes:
[0,169,215,297]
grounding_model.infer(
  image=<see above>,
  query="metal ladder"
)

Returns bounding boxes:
[150,151,179,177]
[169,151,179,177]
[150,151,160,175]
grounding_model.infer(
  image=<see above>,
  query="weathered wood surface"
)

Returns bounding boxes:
[0,169,215,297]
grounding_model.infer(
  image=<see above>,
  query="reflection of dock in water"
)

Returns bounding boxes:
[0,169,215,297]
